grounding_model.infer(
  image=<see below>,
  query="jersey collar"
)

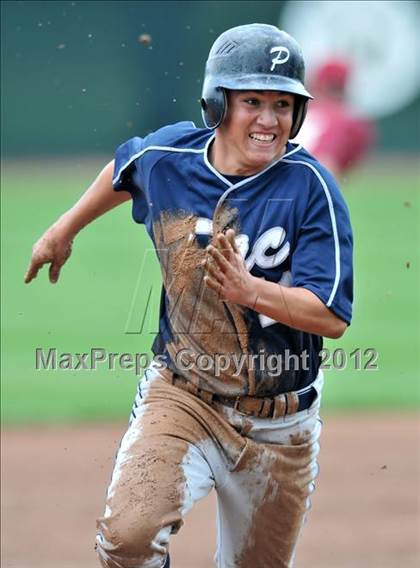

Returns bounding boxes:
[203,136,302,189]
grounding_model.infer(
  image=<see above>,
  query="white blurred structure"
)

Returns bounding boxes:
[281,1,420,118]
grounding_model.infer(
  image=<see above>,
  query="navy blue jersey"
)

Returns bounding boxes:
[113,121,353,397]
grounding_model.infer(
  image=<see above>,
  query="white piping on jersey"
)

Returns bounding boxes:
[112,144,207,185]
[204,138,303,194]
[283,159,341,308]
[202,134,232,186]
[113,130,302,191]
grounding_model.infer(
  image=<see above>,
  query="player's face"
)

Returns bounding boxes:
[215,90,294,175]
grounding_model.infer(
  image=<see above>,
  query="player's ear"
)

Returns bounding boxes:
[290,95,308,139]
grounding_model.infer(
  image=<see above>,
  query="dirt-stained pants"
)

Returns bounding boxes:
[96,366,322,568]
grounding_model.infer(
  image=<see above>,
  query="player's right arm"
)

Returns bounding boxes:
[24,160,131,284]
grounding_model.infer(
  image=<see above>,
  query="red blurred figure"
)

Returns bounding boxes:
[297,59,376,178]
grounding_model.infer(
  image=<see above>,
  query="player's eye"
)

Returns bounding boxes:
[243,98,260,106]
[276,99,291,108]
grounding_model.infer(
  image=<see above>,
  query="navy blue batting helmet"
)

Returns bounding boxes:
[201,24,313,139]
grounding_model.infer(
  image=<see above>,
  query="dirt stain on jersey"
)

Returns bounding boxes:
[153,209,255,397]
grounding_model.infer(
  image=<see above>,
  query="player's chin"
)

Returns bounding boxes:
[249,139,285,160]
[245,148,281,171]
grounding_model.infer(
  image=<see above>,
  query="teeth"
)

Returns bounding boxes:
[250,133,275,142]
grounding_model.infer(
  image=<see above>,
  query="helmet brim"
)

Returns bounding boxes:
[217,74,313,100]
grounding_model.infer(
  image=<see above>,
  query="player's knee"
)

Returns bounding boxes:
[95,514,171,568]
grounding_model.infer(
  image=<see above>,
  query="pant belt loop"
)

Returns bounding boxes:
[286,392,299,415]
[259,398,273,418]
[273,395,287,418]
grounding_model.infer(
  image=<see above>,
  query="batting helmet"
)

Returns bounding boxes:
[201,24,313,139]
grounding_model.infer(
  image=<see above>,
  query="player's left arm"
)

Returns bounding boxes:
[204,230,347,339]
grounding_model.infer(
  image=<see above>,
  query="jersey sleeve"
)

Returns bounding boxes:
[112,136,145,196]
[291,169,353,324]
[112,122,201,196]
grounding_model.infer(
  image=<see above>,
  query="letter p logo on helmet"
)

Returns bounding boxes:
[270,46,290,71]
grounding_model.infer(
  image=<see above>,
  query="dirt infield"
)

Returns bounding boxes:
[2,414,419,568]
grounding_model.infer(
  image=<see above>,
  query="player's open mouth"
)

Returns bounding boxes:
[249,133,276,144]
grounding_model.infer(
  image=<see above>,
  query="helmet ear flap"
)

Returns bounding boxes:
[289,97,308,139]
[201,87,227,129]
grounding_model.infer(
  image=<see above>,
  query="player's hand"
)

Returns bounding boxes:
[24,225,73,284]
[203,229,257,308]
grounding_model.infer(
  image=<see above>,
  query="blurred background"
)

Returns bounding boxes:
[2,0,420,156]
[1,2,419,567]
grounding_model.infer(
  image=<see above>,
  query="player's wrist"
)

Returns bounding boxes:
[240,274,259,311]
[51,213,79,241]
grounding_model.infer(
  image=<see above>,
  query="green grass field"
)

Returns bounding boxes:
[1,157,419,424]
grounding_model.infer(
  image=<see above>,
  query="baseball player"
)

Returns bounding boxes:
[296,58,376,178]
[25,24,353,568]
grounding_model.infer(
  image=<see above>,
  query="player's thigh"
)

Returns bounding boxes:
[97,403,215,558]
[216,420,321,568]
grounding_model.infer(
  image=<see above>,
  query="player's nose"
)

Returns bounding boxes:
[256,105,277,129]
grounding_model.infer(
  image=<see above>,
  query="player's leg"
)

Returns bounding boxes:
[95,367,216,568]
[214,394,322,568]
